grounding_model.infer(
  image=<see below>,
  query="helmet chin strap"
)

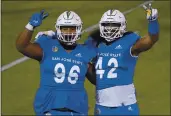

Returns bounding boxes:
[105,38,115,42]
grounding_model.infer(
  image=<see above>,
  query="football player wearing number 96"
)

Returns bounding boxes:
[16,10,96,115]
[85,3,159,115]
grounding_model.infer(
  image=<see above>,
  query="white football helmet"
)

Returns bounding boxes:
[55,11,83,45]
[99,9,127,42]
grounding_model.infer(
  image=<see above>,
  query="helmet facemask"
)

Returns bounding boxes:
[56,25,82,46]
[99,9,127,42]
[99,22,126,42]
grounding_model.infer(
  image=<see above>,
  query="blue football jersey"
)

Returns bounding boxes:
[87,32,141,90]
[33,35,96,115]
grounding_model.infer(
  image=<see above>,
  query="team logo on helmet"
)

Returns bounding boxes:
[66,11,71,19]
[52,46,58,52]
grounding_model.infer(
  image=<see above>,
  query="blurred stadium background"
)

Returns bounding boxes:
[1,1,170,115]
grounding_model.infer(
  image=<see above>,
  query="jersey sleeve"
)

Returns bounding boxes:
[84,36,97,48]
[34,35,49,48]
[34,35,49,62]
[132,32,141,42]
[85,45,97,64]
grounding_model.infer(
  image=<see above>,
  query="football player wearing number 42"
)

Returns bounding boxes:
[16,10,97,115]
[85,3,159,115]
[37,3,159,115]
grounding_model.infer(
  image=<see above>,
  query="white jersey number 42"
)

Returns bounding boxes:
[95,57,118,79]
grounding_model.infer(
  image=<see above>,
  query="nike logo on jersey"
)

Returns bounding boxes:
[75,53,82,57]
[115,45,122,49]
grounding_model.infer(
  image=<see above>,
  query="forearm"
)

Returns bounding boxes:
[148,20,159,43]
[16,28,33,52]
[86,72,96,85]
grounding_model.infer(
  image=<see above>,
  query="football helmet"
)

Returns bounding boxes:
[99,9,127,42]
[55,11,83,45]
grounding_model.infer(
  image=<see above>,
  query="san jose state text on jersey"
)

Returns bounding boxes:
[33,35,96,115]
[94,32,140,90]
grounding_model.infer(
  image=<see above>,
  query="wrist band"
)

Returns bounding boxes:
[25,23,34,31]
[148,20,159,34]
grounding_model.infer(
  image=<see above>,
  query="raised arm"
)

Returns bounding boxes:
[131,4,159,56]
[16,10,48,61]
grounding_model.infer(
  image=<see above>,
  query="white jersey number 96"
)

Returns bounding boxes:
[54,63,80,84]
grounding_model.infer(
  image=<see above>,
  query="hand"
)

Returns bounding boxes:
[35,30,55,39]
[143,3,158,21]
[29,9,49,27]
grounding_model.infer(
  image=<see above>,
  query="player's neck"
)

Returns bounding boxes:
[104,37,120,46]
[104,40,116,46]
[59,42,77,53]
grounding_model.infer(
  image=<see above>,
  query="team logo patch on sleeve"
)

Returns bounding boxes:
[52,46,58,52]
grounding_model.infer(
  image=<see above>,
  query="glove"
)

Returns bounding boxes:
[35,30,55,39]
[143,3,158,21]
[25,10,48,31]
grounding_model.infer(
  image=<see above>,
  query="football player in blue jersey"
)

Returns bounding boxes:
[16,10,96,115]
[84,4,159,115]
